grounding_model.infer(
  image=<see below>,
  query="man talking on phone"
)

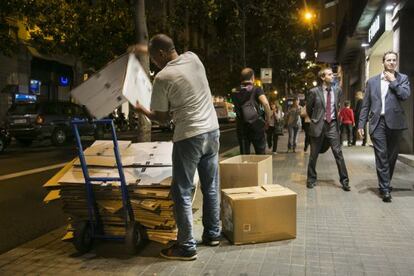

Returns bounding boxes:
[358,51,411,203]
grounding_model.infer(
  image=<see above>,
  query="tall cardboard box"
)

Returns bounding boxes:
[71,53,152,119]
[220,155,272,189]
[222,185,296,245]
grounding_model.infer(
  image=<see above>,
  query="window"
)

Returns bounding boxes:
[320,24,333,39]
[325,0,338,8]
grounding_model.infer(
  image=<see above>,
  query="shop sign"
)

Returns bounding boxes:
[368,12,385,45]
[261,68,272,84]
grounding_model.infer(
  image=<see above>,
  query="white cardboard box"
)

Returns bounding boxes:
[71,53,152,119]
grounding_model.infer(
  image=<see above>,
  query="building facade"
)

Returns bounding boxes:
[0,19,81,124]
[318,0,414,153]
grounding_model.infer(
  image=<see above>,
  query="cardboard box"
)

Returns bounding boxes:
[222,185,296,245]
[219,155,272,189]
[71,53,152,119]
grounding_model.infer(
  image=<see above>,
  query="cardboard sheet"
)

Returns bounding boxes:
[71,53,152,119]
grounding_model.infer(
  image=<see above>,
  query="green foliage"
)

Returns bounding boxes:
[1,0,313,95]
[24,0,135,69]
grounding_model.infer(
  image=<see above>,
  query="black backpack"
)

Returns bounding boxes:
[238,87,265,130]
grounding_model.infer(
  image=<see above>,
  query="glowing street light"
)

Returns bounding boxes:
[300,51,306,60]
[302,9,316,23]
[273,90,278,95]
[312,81,318,87]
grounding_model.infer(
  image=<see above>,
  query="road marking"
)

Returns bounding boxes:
[221,127,236,134]
[0,163,67,181]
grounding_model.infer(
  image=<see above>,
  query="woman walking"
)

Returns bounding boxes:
[286,98,302,152]
[267,103,284,154]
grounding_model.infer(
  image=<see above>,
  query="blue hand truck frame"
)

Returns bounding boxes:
[71,119,145,254]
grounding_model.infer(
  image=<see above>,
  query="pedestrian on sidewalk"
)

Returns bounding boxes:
[267,102,284,154]
[352,91,367,146]
[301,103,311,152]
[286,98,302,152]
[358,51,411,203]
[339,100,355,147]
[232,68,272,154]
[134,34,220,260]
[306,68,350,191]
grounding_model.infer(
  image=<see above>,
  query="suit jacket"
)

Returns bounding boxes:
[306,85,342,137]
[358,72,411,134]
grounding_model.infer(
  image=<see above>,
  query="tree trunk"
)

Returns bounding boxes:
[132,0,151,142]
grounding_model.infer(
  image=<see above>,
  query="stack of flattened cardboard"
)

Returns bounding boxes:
[44,140,191,245]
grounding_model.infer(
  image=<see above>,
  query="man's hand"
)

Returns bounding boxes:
[135,100,145,113]
[358,128,365,138]
[384,71,396,82]
[127,43,148,58]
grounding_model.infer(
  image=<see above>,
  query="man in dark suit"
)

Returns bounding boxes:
[306,68,350,191]
[358,51,411,203]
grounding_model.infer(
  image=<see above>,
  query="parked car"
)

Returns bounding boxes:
[0,127,11,152]
[5,101,103,146]
[214,102,236,123]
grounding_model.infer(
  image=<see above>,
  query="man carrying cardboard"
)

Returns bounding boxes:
[134,34,220,261]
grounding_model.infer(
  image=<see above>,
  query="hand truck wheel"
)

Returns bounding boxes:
[125,222,145,255]
[73,221,94,254]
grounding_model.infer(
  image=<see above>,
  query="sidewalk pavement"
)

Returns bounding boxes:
[1,131,414,276]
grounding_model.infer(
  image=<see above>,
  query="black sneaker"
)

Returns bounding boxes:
[160,244,197,261]
[202,236,221,246]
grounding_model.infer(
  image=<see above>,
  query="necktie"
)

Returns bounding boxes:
[326,87,331,123]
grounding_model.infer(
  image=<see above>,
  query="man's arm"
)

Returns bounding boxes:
[358,81,371,137]
[135,102,170,123]
[388,73,411,101]
[306,90,315,118]
[258,94,272,123]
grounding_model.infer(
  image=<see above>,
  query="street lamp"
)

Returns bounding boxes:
[312,81,318,87]
[273,90,278,95]
[302,9,316,24]
[300,51,306,60]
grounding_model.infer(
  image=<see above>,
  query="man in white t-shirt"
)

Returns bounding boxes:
[134,34,220,261]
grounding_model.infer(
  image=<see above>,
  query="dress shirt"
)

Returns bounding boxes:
[380,72,390,115]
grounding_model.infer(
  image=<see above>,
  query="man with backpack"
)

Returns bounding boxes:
[232,68,272,154]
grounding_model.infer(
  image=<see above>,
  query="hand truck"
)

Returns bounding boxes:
[71,119,145,254]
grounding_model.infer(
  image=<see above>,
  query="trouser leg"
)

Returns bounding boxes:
[370,118,391,192]
[307,134,323,183]
[326,121,349,185]
[386,128,402,181]
[172,137,202,251]
[197,130,221,240]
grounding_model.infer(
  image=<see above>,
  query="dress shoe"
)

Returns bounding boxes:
[342,184,351,192]
[379,186,393,195]
[306,182,315,189]
[382,192,392,202]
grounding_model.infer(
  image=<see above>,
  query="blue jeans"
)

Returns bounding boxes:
[288,126,299,149]
[171,129,220,251]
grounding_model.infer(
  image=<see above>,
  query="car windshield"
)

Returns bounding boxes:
[8,103,40,115]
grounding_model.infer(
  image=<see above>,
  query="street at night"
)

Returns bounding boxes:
[1,0,414,275]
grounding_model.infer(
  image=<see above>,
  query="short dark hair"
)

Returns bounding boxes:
[149,34,175,55]
[318,67,332,80]
[344,100,350,107]
[382,51,398,62]
[240,68,254,82]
